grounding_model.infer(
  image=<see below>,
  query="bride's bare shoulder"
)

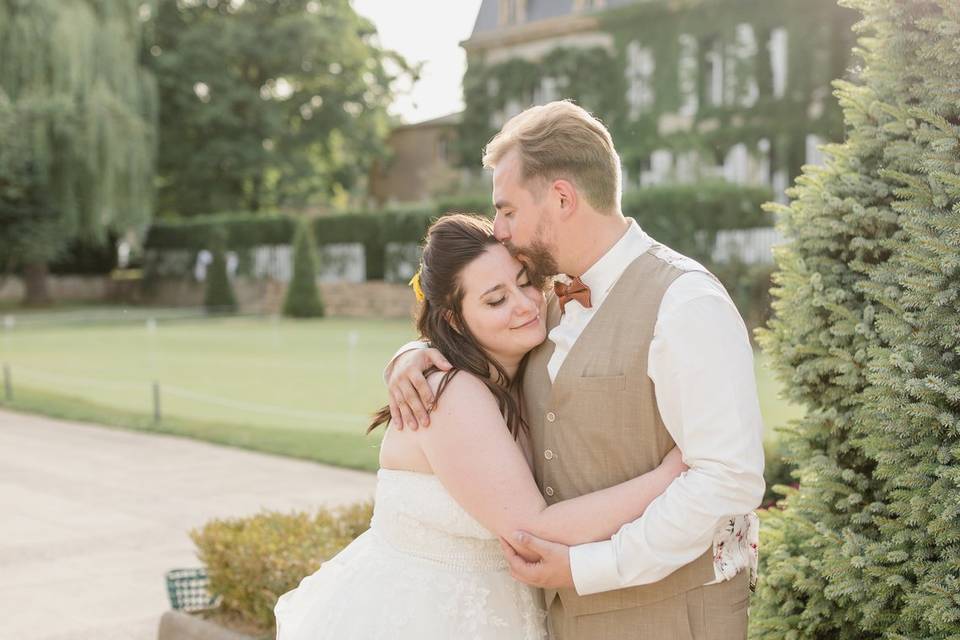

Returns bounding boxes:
[425,369,498,416]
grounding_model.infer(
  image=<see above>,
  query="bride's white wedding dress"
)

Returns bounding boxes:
[274,468,547,639]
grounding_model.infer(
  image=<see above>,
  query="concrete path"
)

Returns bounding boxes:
[0,408,378,640]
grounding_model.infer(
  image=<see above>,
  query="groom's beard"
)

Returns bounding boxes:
[503,238,559,287]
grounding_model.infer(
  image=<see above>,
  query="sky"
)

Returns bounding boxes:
[351,0,485,125]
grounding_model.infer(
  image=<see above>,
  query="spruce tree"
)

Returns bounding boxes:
[204,227,237,313]
[751,1,960,638]
[282,220,324,319]
[851,1,960,635]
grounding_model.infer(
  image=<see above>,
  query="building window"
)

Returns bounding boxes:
[733,23,759,107]
[758,137,772,185]
[701,35,725,107]
[769,27,788,98]
[805,134,825,167]
[625,41,655,118]
[723,143,750,184]
[499,0,527,26]
[675,151,698,183]
[641,149,673,186]
[503,98,524,121]
[533,76,561,105]
[678,34,698,117]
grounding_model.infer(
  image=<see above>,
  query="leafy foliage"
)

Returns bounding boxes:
[150,0,413,216]
[460,0,856,183]
[190,501,373,631]
[0,0,156,297]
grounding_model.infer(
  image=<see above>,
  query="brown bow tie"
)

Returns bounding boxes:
[554,276,592,314]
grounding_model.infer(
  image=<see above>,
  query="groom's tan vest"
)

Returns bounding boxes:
[523,246,718,618]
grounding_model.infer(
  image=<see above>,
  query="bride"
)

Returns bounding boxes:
[273,214,688,639]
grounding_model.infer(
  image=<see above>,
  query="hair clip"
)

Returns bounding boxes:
[409,269,425,303]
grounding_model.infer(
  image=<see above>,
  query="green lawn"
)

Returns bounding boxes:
[0,309,802,470]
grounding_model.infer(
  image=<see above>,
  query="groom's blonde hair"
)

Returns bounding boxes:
[482,100,620,214]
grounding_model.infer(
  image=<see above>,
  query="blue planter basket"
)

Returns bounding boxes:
[165,567,220,612]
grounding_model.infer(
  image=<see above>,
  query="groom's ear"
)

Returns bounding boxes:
[552,178,577,221]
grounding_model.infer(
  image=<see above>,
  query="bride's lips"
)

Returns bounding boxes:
[512,313,540,330]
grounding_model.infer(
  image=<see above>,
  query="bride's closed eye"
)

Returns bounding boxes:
[487,275,534,307]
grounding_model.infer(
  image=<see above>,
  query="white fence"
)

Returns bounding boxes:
[147,229,783,285]
[711,227,785,265]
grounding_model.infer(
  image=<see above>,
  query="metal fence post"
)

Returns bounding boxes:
[153,381,161,424]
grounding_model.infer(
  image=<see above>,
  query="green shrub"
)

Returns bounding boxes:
[622,181,773,262]
[432,193,493,217]
[203,227,237,313]
[144,181,773,280]
[190,501,373,632]
[761,438,795,508]
[146,212,295,250]
[282,220,324,318]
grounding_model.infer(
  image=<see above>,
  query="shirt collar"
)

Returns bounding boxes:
[577,218,652,298]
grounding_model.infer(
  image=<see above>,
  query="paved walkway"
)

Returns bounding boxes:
[0,408,377,640]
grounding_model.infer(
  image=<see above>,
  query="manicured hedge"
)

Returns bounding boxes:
[144,181,772,279]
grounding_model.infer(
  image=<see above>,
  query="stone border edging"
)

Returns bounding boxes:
[158,610,259,640]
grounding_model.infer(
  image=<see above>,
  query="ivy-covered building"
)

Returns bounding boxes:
[459,0,857,200]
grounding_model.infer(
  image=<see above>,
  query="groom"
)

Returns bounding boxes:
[386,100,765,639]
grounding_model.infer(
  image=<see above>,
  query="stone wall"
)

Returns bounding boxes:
[0,274,416,320]
[0,275,124,303]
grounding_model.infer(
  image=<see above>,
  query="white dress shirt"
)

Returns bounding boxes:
[552,218,765,594]
[387,218,766,595]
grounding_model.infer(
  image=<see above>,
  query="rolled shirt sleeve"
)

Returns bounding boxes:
[569,275,766,595]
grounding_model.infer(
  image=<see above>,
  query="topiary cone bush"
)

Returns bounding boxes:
[204,226,237,313]
[282,219,325,318]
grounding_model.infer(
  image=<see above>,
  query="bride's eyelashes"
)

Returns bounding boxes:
[487,279,534,307]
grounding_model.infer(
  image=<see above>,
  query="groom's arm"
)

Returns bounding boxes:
[569,275,766,595]
[383,341,451,429]
[382,341,428,384]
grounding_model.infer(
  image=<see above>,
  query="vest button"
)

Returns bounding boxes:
[546,411,556,422]
[545,486,555,497]
[544,449,554,460]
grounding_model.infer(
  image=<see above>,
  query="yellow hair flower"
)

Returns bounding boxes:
[409,269,425,303]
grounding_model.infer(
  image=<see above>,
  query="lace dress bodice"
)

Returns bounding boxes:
[275,468,547,640]
[370,468,507,571]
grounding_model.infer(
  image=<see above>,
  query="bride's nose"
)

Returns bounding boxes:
[514,291,538,317]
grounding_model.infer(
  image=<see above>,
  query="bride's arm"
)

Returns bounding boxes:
[412,372,686,548]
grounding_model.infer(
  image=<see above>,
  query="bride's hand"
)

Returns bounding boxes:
[659,446,689,477]
[498,536,541,564]
[387,347,451,430]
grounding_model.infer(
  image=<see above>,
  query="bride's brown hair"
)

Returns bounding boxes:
[368,213,540,439]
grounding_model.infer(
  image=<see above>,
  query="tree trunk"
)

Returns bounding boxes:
[22,260,52,307]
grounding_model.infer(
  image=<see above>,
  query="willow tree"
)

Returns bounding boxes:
[0,0,157,305]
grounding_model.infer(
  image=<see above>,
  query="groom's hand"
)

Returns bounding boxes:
[387,347,451,430]
[499,531,574,589]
